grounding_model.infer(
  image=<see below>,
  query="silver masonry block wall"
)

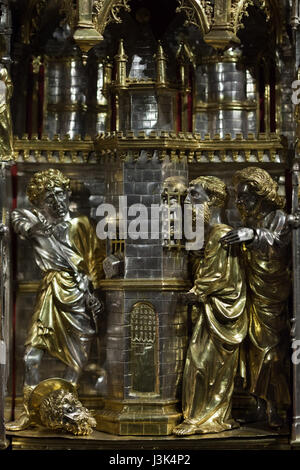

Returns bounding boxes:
[96,151,190,435]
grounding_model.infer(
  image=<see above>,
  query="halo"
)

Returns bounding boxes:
[29,378,77,424]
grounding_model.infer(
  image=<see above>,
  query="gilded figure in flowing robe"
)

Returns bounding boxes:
[221,167,291,428]
[173,176,247,436]
[6,169,106,431]
[0,65,13,161]
[0,35,14,161]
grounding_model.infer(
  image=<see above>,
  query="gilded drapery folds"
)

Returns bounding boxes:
[12,211,106,372]
[240,210,291,408]
[220,166,292,426]
[179,225,247,434]
[0,66,13,162]
[174,176,247,436]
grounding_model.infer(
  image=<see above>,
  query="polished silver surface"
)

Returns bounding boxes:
[45,58,86,138]
[246,70,256,101]
[130,93,158,133]
[85,62,108,137]
[195,56,257,137]
[277,42,295,145]
[196,109,249,138]
[119,92,175,135]
[127,26,156,80]
[0,0,12,63]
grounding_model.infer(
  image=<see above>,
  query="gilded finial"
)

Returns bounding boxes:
[115,39,128,89]
[155,41,167,88]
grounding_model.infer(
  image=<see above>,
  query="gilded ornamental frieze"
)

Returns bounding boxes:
[11,132,286,164]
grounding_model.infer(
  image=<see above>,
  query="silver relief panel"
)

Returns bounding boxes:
[130,302,159,396]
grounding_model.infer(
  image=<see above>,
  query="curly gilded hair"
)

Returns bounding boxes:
[39,389,96,436]
[189,175,228,208]
[233,167,285,209]
[27,169,70,206]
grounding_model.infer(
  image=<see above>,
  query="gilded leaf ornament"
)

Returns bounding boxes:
[176,0,212,33]
[231,0,271,34]
[92,0,131,33]
[60,0,77,29]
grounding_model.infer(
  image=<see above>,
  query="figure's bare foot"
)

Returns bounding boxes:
[194,420,239,434]
[173,422,198,436]
[267,402,283,429]
[6,412,31,431]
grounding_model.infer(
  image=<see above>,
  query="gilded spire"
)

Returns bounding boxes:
[155,41,167,88]
[115,39,128,89]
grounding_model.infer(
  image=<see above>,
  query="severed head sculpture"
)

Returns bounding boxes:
[27,378,96,436]
[161,175,187,205]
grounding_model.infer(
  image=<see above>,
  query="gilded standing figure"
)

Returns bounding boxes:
[0,63,13,161]
[173,176,248,436]
[0,34,13,161]
[221,167,291,428]
[6,169,106,431]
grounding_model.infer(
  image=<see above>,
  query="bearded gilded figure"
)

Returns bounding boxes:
[6,169,106,431]
[221,167,291,428]
[173,176,248,436]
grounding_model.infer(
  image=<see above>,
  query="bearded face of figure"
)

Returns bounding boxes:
[185,183,210,206]
[59,395,96,436]
[236,182,261,222]
[40,186,69,221]
[39,390,96,436]
[161,177,187,206]
[185,183,211,225]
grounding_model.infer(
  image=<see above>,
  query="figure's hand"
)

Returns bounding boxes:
[220,228,255,246]
[28,220,54,238]
[86,293,104,318]
[179,290,199,305]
